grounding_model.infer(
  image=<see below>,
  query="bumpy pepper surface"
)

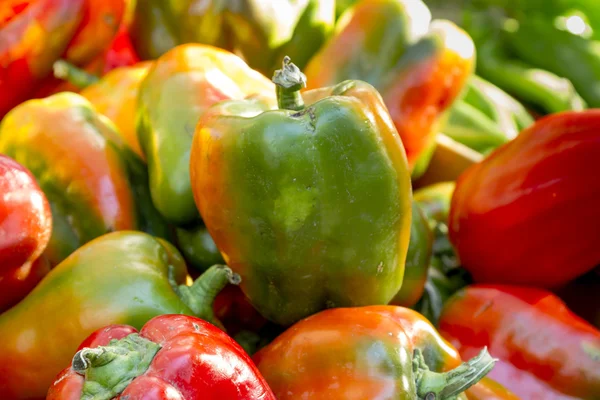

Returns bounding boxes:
[0,155,52,311]
[0,92,169,265]
[0,231,238,399]
[253,305,496,399]
[47,315,276,400]
[130,0,334,75]
[304,0,475,171]
[449,110,600,287]
[439,284,600,399]
[136,44,275,226]
[190,58,412,326]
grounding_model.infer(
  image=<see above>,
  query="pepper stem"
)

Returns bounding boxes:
[413,347,497,400]
[72,334,161,400]
[176,264,241,330]
[53,59,99,89]
[272,56,307,111]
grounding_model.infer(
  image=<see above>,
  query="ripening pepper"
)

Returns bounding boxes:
[53,59,152,159]
[304,0,475,170]
[439,284,600,399]
[130,0,334,75]
[449,110,600,287]
[0,231,239,400]
[191,58,412,326]
[391,202,433,308]
[0,155,52,311]
[0,0,85,117]
[0,92,169,266]
[136,44,274,226]
[47,314,276,400]
[253,305,496,399]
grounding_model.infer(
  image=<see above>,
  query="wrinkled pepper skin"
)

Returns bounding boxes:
[391,202,432,307]
[439,285,600,399]
[47,315,276,400]
[191,61,412,326]
[0,0,85,117]
[0,231,235,399]
[304,0,475,170]
[79,61,152,159]
[449,110,600,287]
[0,92,169,265]
[253,306,495,399]
[62,0,125,66]
[0,155,52,311]
[130,0,334,75]
[137,44,274,226]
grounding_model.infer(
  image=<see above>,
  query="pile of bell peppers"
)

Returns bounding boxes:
[0,0,599,399]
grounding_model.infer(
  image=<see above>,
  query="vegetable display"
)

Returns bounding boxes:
[0,0,599,398]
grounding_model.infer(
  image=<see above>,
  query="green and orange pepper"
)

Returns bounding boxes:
[191,58,412,326]
[0,92,168,266]
[304,0,475,173]
[136,44,275,226]
[253,306,496,399]
[0,231,238,399]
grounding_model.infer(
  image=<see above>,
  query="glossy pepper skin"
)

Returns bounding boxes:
[0,155,52,311]
[47,315,276,400]
[0,0,85,117]
[449,110,600,287]
[130,0,334,75]
[0,231,238,399]
[465,378,520,400]
[136,44,274,226]
[0,92,169,266]
[191,58,412,326]
[253,305,496,399]
[391,202,433,307]
[304,0,475,170]
[439,285,600,399]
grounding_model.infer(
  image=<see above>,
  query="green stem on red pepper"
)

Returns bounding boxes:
[272,56,306,111]
[72,334,160,400]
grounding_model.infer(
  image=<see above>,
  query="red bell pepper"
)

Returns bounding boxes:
[47,314,276,400]
[0,154,52,311]
[449,110,600,287]
[439,284,600,399]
